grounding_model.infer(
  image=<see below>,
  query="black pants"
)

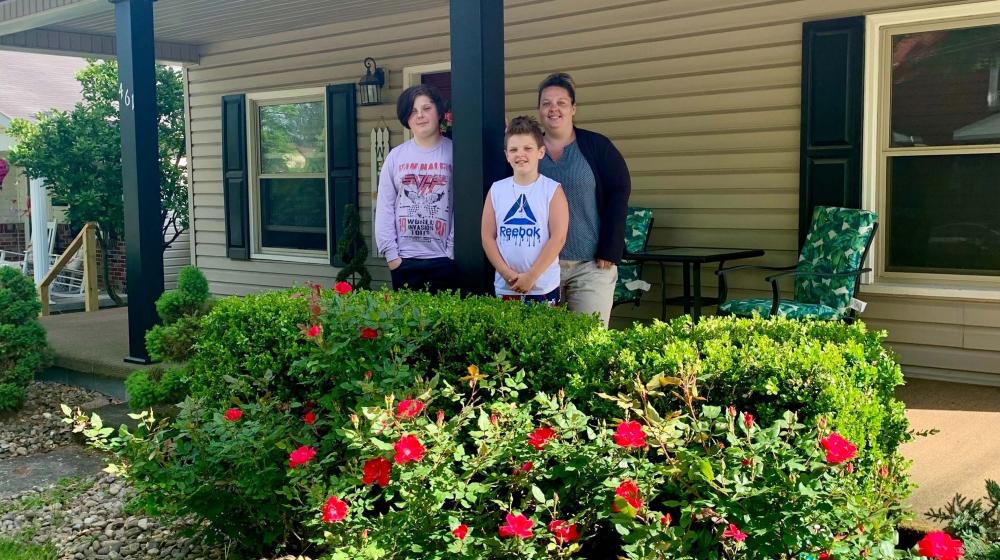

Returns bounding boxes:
[389,257,456,294]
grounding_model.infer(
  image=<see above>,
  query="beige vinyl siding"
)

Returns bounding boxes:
[185,0,1000,382]
[163,226,190,290]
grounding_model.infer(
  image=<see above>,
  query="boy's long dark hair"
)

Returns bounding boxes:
[396,84,446,130]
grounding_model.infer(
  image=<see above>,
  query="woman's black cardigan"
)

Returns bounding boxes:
[573,127,632,264]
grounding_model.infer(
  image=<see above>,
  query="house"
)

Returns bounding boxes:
[0,49,190,291]
[0,50,86,268]
[1,0,998,383]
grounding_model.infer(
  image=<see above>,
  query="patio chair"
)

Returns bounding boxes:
[715,206,878,321]
[613,207,654,308]
[0,221,57,274]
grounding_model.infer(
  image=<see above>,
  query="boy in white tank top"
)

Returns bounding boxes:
[481,117,569,304]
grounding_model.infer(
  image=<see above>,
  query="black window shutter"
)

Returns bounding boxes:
[326,83,358,267]
[799,16,865,247]
[221,93,250,260]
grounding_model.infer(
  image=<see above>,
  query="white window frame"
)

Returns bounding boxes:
[862,1,1000,301]
[246,88,329,264]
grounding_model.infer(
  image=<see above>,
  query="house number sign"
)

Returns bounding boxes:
[119,82,135,111]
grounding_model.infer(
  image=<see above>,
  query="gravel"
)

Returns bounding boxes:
[0,382,315,559]
[0,382,116,459]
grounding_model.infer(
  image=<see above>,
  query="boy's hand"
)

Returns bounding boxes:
[511,273,537,294]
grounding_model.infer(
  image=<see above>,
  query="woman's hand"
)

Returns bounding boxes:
[388,258,402,271]
[596,259,614,270]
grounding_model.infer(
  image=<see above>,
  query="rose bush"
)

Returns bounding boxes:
[71,281,919,558]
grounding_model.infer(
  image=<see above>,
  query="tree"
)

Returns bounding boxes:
[7,60,187,302]
[335,204,371,289]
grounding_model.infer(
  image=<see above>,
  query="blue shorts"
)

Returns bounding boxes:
[498,287,560,306]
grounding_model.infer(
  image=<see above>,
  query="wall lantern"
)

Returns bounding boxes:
[359,57,385,106]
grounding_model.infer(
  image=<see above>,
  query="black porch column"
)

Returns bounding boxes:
[450,0,506,295]
[112,0,163,363]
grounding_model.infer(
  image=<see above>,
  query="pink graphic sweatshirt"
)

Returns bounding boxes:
[374,137,454,262]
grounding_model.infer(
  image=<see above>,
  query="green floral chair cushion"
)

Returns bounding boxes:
[614,207,654,307]
[624,207,653,254]
[794,206,877,317]
[614,262,644,305]
[717,298,839,320]
[717,206,877,321]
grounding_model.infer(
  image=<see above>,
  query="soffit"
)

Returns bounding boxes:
[42,0,448,45]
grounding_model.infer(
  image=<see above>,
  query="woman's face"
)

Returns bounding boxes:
[538,86,576,135]
[408,94,441,139]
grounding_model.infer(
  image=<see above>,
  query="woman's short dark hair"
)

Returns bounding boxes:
[396,84,446,130]
[504,116,545,148]
[537,72,576,106]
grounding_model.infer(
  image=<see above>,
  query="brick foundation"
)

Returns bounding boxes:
[0,223,26,254]
[54,225,127,293]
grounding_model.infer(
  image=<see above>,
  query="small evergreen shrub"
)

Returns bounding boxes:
[0,267,51,412]
[125,366,187,410]
[145,266,212,363]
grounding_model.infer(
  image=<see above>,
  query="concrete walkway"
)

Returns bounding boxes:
[896,378,1000,529]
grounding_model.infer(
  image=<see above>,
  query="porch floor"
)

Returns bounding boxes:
[37,308,1000,529]
[39,306,146,379]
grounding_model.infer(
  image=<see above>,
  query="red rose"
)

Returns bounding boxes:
[743,412,755,430]
[360,327,379,340]
[322,495,348,523]
[223,407,242,422]
[820,432,858,464]
[288,445,316,468]
[879,465,889,478]
[722,523,747,542]
[393,434,426,464]
[452,523,469,540]
[527,426,556,450]
[362,456,391,487]
[303,410,317,425]
[519,461,533,473]
[916,531,964,560]
[306,325,321,338]
[612,480,642,512]
[396,399,425,419]
[548,520,579,544]
[498,513,534,539]
[613,420,647,448]
[660,513,672,526]
[334,281,352,295]
[819,553,831,560]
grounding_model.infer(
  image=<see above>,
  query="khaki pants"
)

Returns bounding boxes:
[560,260,617,327]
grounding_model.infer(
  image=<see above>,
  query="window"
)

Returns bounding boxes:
[866,4,1000,287]
[248,90,328,260]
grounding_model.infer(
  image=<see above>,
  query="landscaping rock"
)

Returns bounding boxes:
[0,382,120,459]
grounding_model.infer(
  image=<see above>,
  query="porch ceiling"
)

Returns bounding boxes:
[0,0,448,63]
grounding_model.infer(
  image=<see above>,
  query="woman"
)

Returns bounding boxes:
[374,84,455,293]
[536,72,631,326]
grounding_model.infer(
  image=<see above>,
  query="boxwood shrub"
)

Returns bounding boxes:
[87,283,913,558]
[0,267,50,412]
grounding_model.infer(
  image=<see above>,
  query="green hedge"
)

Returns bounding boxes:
[180,289,906,464]
[0,267,50,412]
[104,284,911,558]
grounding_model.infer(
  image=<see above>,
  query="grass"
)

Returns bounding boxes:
[0,536,57,560]
[0,476,95,515]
